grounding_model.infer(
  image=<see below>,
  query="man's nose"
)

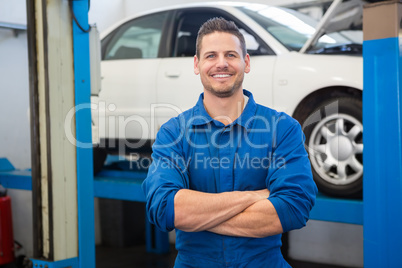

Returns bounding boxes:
[216,55,228,69]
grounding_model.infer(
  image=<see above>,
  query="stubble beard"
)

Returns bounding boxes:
[203,75,244,98]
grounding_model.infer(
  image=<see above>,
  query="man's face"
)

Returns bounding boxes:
[194,32,250,98]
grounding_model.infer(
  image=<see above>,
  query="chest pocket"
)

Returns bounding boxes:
[187,150,219,193]
[233,149,271,191]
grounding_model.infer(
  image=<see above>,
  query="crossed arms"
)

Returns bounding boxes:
[174,189,283,238]
[143,120,317,236]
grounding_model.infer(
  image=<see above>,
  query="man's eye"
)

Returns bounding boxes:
[206,54,215,58]
[227,54,236,58]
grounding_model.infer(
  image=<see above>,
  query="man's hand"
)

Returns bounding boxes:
[207,198,283,238]
[174,189,269,232]
[254,189,270,199]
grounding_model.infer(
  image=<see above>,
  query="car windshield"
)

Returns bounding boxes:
[237,4,362,52]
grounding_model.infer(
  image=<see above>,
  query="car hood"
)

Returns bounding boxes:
[299,0,364,53]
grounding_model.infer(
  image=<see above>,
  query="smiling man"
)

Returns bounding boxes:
[195,29,249,99]
[142,18,317,267]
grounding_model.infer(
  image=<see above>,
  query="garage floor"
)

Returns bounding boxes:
[95,245,348,268]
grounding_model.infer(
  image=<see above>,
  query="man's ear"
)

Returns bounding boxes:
[194,55,200,75]
[244,53,251,74]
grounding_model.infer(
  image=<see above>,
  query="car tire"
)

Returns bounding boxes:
[93,147,107,175]
[296,97,363,197]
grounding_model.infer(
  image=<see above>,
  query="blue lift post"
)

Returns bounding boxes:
[71,1,95,267]
[363,1,402,267]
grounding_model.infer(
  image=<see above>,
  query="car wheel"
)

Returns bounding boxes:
[93,147,107,175]
[297,97,363,197]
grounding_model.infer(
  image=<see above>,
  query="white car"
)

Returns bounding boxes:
[91,2,363,197]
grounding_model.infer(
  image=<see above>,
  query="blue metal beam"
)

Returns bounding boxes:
[2,159,368,254]
[0,158,32,190]
[309,193,363,225]
[94,170,147,202]
[363,2,402,266]
[0,163,364,225]
[0,170,32,191]
[71,1,95,267]
[363,36,402,267]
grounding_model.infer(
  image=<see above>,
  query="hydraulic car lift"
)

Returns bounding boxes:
[0,155,361,260]
[362,1,402,267]
[0,0,401,267]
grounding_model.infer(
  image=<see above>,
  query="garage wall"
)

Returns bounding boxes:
[0,0,33,258]
[0,2,30,170]
[0,0,363,266]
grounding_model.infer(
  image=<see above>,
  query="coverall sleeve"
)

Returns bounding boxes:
[267,117,318,233]
[142,120,189,232]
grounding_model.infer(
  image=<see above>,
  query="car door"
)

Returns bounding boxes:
[155,8,277,130]
[97,11,169,144]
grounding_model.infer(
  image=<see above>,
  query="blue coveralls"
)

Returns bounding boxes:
[142,90,317,267]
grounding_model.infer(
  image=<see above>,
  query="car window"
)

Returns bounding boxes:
[173,10,272,57]
[104,12,168,60]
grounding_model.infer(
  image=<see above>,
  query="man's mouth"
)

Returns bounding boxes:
[212,74,232,78]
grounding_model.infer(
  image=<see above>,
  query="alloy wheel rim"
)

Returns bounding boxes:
[308,113,363,186]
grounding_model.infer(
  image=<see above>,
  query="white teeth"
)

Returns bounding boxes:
[213,74,231,78]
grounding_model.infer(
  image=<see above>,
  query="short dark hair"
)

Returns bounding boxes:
[196,17,247,58]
